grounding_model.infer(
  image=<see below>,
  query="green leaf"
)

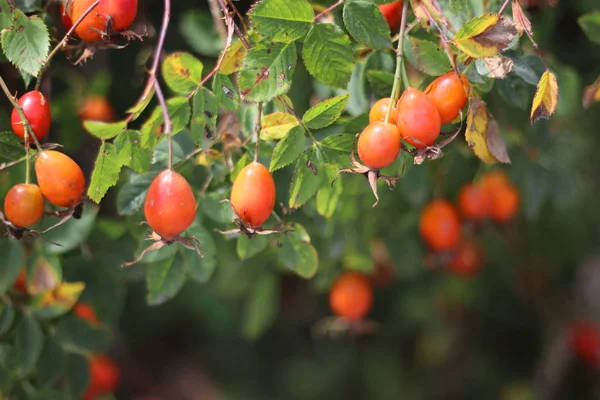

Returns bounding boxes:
[260,112,299,140]
[279,223,318,278]
[55,316,110,353]
[87,142,122,203]
[180,10,223,57]
[184,222,217,283]
[0,10,49,76]
[316,164,343,218]
[303,24,354,89]
[343,0,392,49]
[11,314,43,376]
[146,254,186,305]
[161,51,203,94]
[365,70,395,97]
[66,353,89,400]
[578,11,600,45]
[270,126,306,171]
[83,120,127,140]
[141,97,191,147]
[0,239,24,294]
[241,273,279,340]
[37,336,67,389]
[0,0,14,31]
[250,0,314,42]
[114,130,152,173]
[13,0,40,13]
[116,172,156,216]
[191,88,219,148]
[238,41,297,102]
[0,131,24,162]
[0,304,15,336]
[126,86,155,122]
[404,37,452,76]
[321,133,355,152]
[237,234,269,260]
[213,74,239,111]
[43,206,99,254]
[302,94,350,129]
[288,147,324,209]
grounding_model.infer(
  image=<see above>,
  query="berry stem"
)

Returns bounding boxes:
[384,0,409,124]
[497,0,511,15]
[35,0,101,90]
[216,0,250,50]
[313,0,344,21]
[254,102,263,163]
[0,75,43,153]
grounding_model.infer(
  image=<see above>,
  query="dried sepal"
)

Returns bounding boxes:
[215,200,290,238]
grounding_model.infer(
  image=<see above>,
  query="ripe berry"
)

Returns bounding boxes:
[448,240,484,278]
[489,183,519,223]
[329,271,373,321]
[230,162,276,227]
[83,354,120,400]
[79,95,116,122]
[144,170,196,239]
[396,88,441,148]
[13,269,27,293]
[357,122,401,170]
[35,151,85,208]
[379,1,403,32]
[425,71,470,124]
[74,303,100,326]
[70,0,138,43]
[59,3,73,31]
[569,321,600,368]
[10,91,51,142]
[4,184,44,228]
[369,97,397,124]
[419,199,461,252]
[457,183,490,221]
[480,170,510,192]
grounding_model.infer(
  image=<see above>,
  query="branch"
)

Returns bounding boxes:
[216,0,249,50]
[314,0,343,22]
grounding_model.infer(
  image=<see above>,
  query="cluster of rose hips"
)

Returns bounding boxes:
[419,170,520,278]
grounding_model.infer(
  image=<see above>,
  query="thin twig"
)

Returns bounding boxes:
[313,0,343,21]
[200,10,235,86]
[497,0,511,15]
[254,102,263,163]
[36,0,101,90]
[384,1,409,124]
[207,0,227,41]
[216,0,250,50]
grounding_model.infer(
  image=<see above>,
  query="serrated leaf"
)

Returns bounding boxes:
[238,41,297,102]
[409,0,449,32]
[289,147,324,209]
[512,0,533,37]
[316,165,343,218]
[11,314,43,376]
[302,94,350,129]
[43,205,99,255]
[250,0,314,42]
[486,117,510,163]
[404,37,452,76]
[1,10,49,76]
[237,234,269,260]
[87,142,122,203]
[83,120,127,140]
[114,130,152,173]
[303,24,354,89]
[191,88,219,148]
[530,70,558,124]
[453,15,517,59]
[475,57,514,79]
[270,126,306,171]
[220,40,247,75]
[0,240,24,294]
[260,112,299,140]
[0,0,14,31]
[126,86,155,122]
[241,273,279,341]
[184,223,216,283]
[343,0,392,49]
[161,52,203,94]
[213,74,239,111]
[365,70,395,97]
[146,254,186,306]
[116,172,156,216]
[578,11,600,45]
[464,97,497,164]
[321,133,355,152]
[0,131,23,162]
[279,223,318,278]
[141,97,191,147]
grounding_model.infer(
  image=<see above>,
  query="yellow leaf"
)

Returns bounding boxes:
[512,0,533,37]
[453,15,517,59]
[409,0,449,32]
[37,282,85,308]
[465,98,497,164]
[530,70,558,123]
[220,40,247,75]
[260,112,299,141]
[582,75,600,109]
